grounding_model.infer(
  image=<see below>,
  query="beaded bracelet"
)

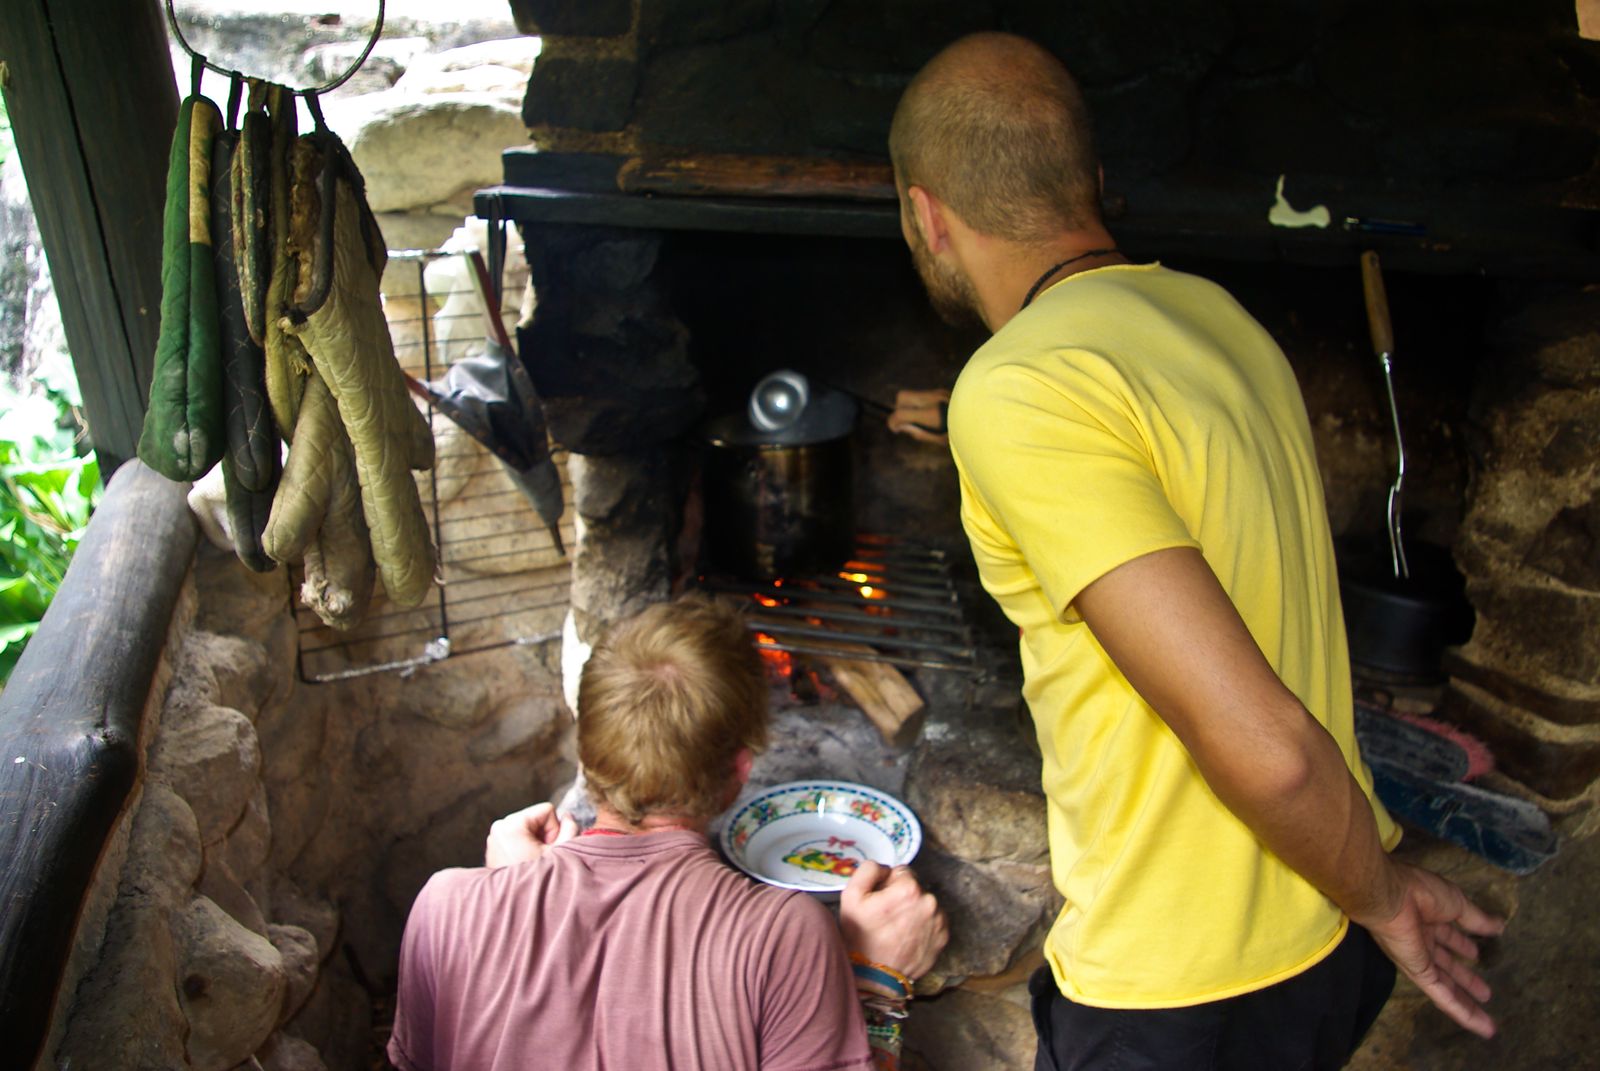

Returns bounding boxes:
[850,952,914,1000]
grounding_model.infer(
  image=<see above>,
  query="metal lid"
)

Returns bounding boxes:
[703,387,858,446]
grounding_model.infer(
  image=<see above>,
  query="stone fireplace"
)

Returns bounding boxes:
[465,1,1600,1060]
[9,3,1600,1069]
[493,0,1600,814]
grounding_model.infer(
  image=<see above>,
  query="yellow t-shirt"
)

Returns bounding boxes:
[949,262,1399,1009]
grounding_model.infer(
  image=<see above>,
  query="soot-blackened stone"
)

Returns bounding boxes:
[634,38,799,153]
[1523,499,1600,592]
[637,0,776,55]
[1088,75,1194,181]
[522,55,638,133]
[1380,121,1598,186]
[1005,0,1231,87]
[1198,81,1376,179]
[507,0,633,37]
[1218,0,1320,76]
[807,0,996,74]
[1538,420,1600,480]
[1438,682,1600,801]
[796,71,903,157]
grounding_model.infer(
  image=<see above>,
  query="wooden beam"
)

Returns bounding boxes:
[0,460,197,1070]
[0,0,178,473]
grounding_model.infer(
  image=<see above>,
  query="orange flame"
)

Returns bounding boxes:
[754,631,793,678]
[755,594,779,608]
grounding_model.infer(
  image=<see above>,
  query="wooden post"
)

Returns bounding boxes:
[0,0,178,474]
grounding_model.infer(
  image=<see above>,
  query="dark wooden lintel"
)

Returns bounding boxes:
[487,150,1600,281]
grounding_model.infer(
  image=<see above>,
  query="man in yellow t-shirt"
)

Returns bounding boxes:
[888,32,1504,1069]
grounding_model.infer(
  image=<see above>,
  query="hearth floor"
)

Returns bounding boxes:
[1346,823,1600,1070]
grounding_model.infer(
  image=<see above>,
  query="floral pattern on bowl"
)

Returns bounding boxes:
[721,780,922,893]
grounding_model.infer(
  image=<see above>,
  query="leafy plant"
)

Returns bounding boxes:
[0,371,99,687]
[0,89,11,171]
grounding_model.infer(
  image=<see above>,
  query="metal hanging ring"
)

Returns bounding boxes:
[163,0,387,98]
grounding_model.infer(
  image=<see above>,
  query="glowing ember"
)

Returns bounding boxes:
[754,631,794,678]
[754,594,780,608]
[840,571,871,583]
[859,585,888,600]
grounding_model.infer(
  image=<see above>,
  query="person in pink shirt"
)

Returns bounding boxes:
[388,594,948,1071]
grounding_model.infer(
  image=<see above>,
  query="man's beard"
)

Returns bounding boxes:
[908,227,984,331]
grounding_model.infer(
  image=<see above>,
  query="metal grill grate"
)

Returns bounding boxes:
[293,248,572,682]
[700,536,981,675]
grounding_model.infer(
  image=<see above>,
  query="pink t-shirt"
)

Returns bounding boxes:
[388,831,873,1071]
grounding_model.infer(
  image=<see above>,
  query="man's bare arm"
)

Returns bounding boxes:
[1074,546,1504,1038]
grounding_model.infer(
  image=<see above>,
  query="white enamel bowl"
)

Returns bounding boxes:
[721,780,922,893]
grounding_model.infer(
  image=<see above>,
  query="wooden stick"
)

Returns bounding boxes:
[816,638,926,747]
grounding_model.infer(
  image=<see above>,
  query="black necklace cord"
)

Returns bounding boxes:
[1019,247,1119,311]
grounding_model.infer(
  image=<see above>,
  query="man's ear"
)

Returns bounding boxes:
[908,185,952,254]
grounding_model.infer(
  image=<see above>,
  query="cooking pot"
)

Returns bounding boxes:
[700,388,858,577]
[1337,538,1474,683]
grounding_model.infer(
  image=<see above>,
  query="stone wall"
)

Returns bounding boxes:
[509,0,1599,214]
[49,538,574,1070]
[1441,284,1600,823]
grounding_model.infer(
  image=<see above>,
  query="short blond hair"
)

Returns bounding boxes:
[890,32,1100,241]
[577,595,769,824]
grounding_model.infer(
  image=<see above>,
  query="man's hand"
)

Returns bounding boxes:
[886,389,951,445]
[1355,861,1505,1038]
[838,862,949,979]
[1077,547,1506,1041]
[484,802,577,869]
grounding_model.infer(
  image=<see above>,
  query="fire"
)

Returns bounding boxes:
[754,594,779,608]
[859,584,888,600]
[840,571,870,583]
[754,631,793,678]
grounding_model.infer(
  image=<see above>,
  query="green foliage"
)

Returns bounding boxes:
[0,372,100,686]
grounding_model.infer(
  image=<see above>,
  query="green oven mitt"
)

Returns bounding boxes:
[137,92,225,482]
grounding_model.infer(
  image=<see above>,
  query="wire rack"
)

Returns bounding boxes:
[700,536,982,676]
[293,248,573,682]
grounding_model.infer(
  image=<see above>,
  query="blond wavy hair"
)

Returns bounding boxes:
[577,594,769,824]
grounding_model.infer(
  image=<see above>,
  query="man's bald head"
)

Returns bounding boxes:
[889,33,1100,243]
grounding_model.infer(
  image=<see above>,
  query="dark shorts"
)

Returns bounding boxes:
[1030,924,1396,1071]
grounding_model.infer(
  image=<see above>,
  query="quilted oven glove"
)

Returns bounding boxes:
[138,94,226,481]
[282,138,436,609]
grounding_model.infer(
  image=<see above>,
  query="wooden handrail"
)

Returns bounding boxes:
[0,461,197,1070]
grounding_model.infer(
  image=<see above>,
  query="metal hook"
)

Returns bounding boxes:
[164,0,387,97]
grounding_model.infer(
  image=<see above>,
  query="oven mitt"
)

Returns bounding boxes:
[215,129,281,499]
[282,136,437,609]
[137,92,226,481]
[264,372,377,630]
[263,83,312,438]
[210,124,277,571]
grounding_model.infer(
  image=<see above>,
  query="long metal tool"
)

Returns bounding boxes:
[1360,250,1409,579]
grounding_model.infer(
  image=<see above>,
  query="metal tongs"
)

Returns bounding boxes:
[1360,251,1409,579]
